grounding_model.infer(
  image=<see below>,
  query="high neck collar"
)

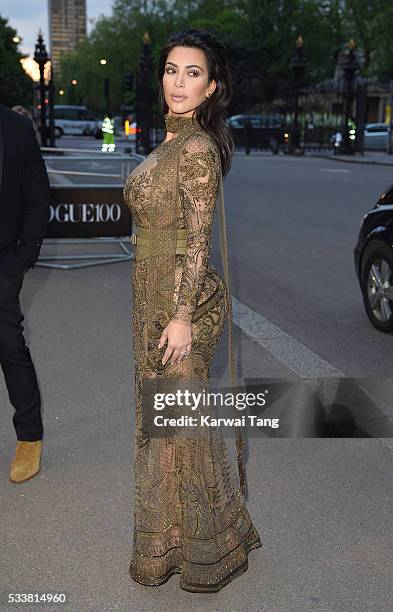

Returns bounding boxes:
[164,112,199,134]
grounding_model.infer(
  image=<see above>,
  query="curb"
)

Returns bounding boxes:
[309,153,393,167]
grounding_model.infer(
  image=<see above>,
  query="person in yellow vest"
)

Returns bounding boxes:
[101,112,115,152]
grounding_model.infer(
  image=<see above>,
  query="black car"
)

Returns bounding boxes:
[227,114,289,153]
[354,183,393,332]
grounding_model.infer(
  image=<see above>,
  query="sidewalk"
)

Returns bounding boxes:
[233,147,393,167]
[0,256,288,611]
[1,254,392,611]
[309,149,393,166]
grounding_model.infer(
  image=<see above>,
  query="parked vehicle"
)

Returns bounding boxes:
[364,123,389,150]
[50,105,98,138]
[227,114,288,153]
[354,182,393,332]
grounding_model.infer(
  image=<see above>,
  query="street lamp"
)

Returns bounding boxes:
[340,39,359,155]
[136,32,153,154]
[289,35,307,154]
[47,60,56,148]
[71,79,78,85]
[34,30,49,147]
[12,35,21,43]
[99,59,110,114]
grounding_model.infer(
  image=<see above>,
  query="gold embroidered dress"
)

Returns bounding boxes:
[123,112,262,592]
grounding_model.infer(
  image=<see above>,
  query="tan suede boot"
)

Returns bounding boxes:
[9,440,42,483]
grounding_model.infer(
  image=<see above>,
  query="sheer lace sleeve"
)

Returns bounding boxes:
[172,133,220,324]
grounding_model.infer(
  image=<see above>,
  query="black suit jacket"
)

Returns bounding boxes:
[0,104,50,276]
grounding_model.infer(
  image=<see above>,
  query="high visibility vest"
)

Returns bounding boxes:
[102,117,114,135]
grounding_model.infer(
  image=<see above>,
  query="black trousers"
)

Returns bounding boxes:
[0,267,43,441]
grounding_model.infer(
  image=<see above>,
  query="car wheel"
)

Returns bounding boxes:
[360,242,393,332]
[54,127,62,138]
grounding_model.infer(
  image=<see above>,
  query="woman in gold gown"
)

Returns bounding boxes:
[123,28,261,592]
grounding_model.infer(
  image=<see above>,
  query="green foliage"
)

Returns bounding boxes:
[0,15,34,108]
[56,0,393,113]
[342,0,393,77]
[373,3,393,81]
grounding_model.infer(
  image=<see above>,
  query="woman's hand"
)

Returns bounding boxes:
[158,318,192,365]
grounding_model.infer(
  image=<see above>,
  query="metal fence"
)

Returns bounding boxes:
[39,147,144,269]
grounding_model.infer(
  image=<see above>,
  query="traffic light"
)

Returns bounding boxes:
[123,72,134,91]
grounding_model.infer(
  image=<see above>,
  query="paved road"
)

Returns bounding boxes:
[227,151,393,376]
[1,142,392,611]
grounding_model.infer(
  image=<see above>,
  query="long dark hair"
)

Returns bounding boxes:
[157,28,234,177]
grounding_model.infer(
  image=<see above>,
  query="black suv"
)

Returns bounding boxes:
[354,183,393,332]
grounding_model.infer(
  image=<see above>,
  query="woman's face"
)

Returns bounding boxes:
[163,45,216,118]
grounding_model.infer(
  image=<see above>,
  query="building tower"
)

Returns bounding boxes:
[48,0,86,73]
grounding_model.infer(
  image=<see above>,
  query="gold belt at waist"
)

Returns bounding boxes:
[130,227,187,261]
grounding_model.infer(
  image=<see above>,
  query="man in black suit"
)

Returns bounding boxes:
[0,105,50,483]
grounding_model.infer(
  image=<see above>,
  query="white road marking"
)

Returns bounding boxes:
[231,295,342,378]
[319,168,352,173]
[231,295,393,448]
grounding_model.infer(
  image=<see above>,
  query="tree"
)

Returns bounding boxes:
[373,3,393,81]
[0,16,34,108]
[343,0,393,79]
[56,0,393,115]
